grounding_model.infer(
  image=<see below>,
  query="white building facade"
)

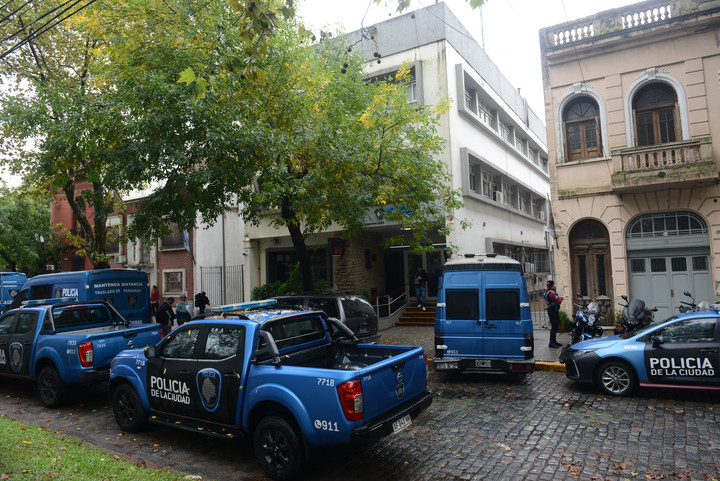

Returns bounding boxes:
[243,3,551,303]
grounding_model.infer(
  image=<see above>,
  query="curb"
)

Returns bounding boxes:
[535,361,565,372]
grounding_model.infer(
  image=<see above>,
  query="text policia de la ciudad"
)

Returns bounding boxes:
[151,376,191,404]
[649,356,715,376]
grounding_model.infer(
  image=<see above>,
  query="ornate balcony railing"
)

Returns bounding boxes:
[620,141,704,171]
[542,0,720,50]
[611,138,714,192]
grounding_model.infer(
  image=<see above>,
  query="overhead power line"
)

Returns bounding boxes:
[0,0,100,61]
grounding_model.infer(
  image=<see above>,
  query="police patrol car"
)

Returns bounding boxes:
[560,304,720,396]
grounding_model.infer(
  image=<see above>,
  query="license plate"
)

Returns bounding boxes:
[392,415,412,434]
[475,360,491,368]
[359,326,368,333]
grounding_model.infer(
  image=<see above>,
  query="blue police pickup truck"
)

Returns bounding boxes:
[0,298,160,407]
[109,299,432,480]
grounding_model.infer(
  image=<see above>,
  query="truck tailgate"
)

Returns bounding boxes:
[358,345,427,422]
[89,324,161,367]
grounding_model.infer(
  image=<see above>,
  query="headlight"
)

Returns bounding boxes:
[574,348,599,355]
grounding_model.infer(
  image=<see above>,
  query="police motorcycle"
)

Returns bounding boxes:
[679,291,711,313]
[614,295,657,335]
[570,294,604,345]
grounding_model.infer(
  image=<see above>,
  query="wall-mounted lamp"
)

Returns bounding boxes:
[243,235,250,242]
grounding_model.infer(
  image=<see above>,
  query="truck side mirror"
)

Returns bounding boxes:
[144,345,156,359]
[651,335,664,348]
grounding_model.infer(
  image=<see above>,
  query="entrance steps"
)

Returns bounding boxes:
[395,301,436,326]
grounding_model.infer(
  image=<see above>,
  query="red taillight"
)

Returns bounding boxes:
[78,342,93,367]
[424,353,429,383]
[337,380,363,421]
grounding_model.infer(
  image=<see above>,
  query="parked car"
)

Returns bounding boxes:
[560,304,720,396]
[109,299,430,480]
[273,294,379,341]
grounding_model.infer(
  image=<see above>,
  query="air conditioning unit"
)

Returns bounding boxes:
[46,264,55,271]
[114,254,127,264]
[493,191,503,203]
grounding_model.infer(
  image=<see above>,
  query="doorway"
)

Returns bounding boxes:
[405,249,447,300]
[569,220,613,324]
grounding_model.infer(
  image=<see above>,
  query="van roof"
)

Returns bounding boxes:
[443,254,521,272]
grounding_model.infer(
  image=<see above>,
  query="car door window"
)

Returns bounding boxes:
[203,327,244,360]
[308,298,340,318]
[340,297,375,318]
[160,327,201,359]
[0,313,15,334]
[13,312,38,335]
[657,319,716,343]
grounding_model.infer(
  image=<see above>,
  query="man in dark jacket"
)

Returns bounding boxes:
[544,281,564,348]
[195,292,210,314]
[156,297,176,336]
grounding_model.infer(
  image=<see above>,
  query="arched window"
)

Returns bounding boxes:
[563,97,601,161]
[632,83,678,146]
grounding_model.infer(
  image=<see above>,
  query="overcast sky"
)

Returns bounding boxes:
[297,0,638,117]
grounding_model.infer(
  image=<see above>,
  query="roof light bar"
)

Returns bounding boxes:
[22,297,77,306]
[211,298,278,312]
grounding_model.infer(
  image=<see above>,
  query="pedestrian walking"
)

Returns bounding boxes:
[176,294,193,326]
[156,297,176,336]
[413,266,429,311]
[544,280,564,348]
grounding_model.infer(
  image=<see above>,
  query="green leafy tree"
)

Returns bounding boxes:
[0,0,136,267]
[127,22,462,291]
[0,186,67,274]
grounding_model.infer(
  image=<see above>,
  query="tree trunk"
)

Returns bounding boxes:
[281,196,314,292]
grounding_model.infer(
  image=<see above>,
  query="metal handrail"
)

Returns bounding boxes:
[373,284,410,318]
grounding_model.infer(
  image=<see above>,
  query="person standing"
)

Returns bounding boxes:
[195,291,210,314]
[413,266,429,311]
[544,280,564,348]
[176,294,193,326]
[156,297,176,336]
[150,285,159,320]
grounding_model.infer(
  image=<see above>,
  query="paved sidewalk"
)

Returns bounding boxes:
[378,324,572,371]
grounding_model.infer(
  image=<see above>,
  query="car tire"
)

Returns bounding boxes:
[597,360,637,396]
[112,383,147,432]
[254,415,305,481]
[37,366,66,408]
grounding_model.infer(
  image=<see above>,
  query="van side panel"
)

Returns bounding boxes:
[89,271,149,324]
[13,270,150,323]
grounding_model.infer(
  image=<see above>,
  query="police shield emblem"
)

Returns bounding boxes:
[127,294,137,307]
[196,368,221,412]
[9,342,23,373]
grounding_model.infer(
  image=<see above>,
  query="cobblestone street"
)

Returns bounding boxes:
[0,327,719,480]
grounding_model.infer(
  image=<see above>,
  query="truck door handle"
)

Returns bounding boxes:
[179,370,191,376]
[123,331,138,339]
[700,349,717,353]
